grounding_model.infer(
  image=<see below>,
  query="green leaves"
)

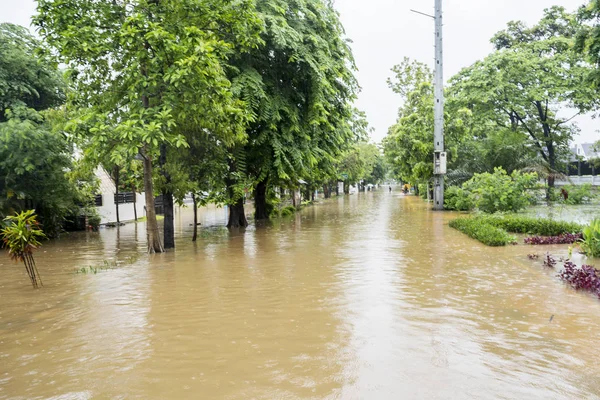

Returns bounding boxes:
[1,210,46,261]
[229,0,360,189]
[449,7,600,174]
[576,0,600,88]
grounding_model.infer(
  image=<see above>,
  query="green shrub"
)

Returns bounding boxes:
[582,219,600,258]
[462,168,538,213]
[280,206,296,217]
[417,184,429,200]
[449,217,516,246]
[82,206,101,230]
[562,184,595,205]
[477,215,582,236]
[444,186,475,211]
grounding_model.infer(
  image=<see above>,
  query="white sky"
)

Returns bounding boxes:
[1,0,598,144]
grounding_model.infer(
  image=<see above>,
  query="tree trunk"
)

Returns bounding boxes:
[335,182,339,196]
[113,165,120,225]
[159,144,175,249]
[344,181,350,194]
[226,158,248,229]
[254,179,269,220]
[132,185,138,221]
[323,184,330,199]
[142,152,164,253]
[227,197,248,228]
[163,191,175,249]
[192,194,198,242]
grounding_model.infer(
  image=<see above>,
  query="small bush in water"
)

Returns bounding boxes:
[449,217,516,246]
[444,186,475,211]
[280,206,296,217]
[559,260,600,298]
[561,184,595,205]
[581,219,600,258]
[462,168,538,213]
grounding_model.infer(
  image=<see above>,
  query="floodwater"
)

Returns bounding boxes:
[1,191,600,399]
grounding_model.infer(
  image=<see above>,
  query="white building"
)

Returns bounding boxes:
[94,167,146,225]
[570,142,600,161]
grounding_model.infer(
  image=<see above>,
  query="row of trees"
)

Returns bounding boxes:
[384,4,600,197]
[1,0,386,252]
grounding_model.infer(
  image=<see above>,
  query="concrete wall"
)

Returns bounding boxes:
[555,176,599,187]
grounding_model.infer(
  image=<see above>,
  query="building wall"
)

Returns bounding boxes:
[97,192,146,225]
[95,167,147,224]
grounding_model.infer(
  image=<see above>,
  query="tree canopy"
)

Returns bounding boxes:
[450,6,600,185]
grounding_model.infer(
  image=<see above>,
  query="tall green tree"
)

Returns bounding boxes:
[576,0,600,87]
[0,23,65,122]
[383,58,470,188]
[450,6,600,188]
[229,0,360,222]
[0,23,90,236]
[35,0,262,252]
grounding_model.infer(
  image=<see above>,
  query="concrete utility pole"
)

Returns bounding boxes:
[411,1,446,210]
[432,0,446,211]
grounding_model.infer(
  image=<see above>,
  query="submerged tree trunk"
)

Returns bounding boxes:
[160,144,175,249]
[228,197,248,228]
[132,185,138,221]
[163,191,175,249]
[113,165,120,225]
[192,194,198,242]
[254,179,269,220]
[335,181,339,196]
[142,151,164,254]
[344,181,350,195]
[226,158,248,229]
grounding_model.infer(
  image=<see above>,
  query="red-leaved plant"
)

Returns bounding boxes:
[524,233,582,245]
[559,261,600,298]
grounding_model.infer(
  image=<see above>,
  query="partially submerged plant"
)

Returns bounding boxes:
[581,219,600,258]
[524,233,583,245]
[543,253,557,268]
[559,261,600,298]
[1,210,46,288]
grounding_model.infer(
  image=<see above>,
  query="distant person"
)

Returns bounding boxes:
[389,186,392,192]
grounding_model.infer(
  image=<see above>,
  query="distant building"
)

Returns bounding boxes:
[94,167,146,225]
[570,142,600,162]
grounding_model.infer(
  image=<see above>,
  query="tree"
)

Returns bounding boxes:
[0,109,85,235]
[0,23,65,122]
[228,0,360,221]
[450,6,600,189]
[35,0,262,252]
[383,59,470,188]
[0,24,90,236]
[576,0,600,87]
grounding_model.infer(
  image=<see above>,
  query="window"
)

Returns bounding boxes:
[94,194,103,207]
[114,192,136,204]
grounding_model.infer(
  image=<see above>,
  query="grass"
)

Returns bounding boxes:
[450,214,584,247]
[449,217,517,246]
[476,214,582,236]
[74,255,138,275]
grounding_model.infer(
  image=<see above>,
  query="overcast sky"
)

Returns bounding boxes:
[1,0,598,144]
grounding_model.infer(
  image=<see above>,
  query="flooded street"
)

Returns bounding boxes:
[1,191,600,399]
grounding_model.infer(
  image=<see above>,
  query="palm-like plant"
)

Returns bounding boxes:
[1,210,46,288]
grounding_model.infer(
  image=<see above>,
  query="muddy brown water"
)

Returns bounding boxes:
[1,192,600,399]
